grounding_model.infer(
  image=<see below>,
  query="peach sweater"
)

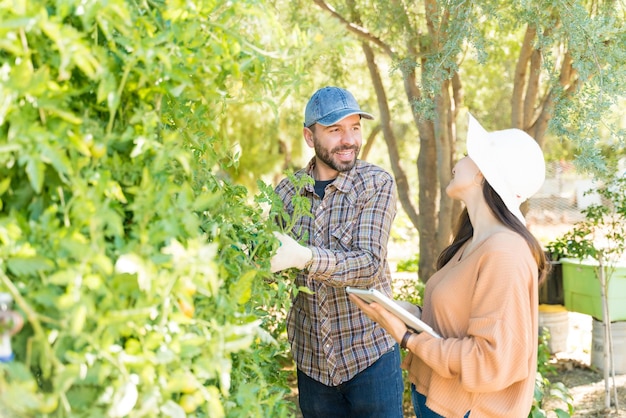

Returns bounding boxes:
[402,231,538,417]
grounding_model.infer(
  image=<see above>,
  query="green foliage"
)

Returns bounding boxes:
[529,332,574,417]
[545,174,626,414]
[0,0,297,416]
[543,3,626,177]
[396,254,420,273]
[260,172,314,235]
[391,275,424,308]
[547,174,626,265]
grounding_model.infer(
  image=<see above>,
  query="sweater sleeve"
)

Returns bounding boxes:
[411,238,537,393]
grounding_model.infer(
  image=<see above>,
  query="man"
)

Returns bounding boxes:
[270,86,403,417]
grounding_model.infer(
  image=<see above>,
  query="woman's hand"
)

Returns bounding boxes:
[348,294,408,343]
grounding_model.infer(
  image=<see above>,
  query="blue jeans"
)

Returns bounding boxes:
[412,385,470,417]
[297,345,404,418]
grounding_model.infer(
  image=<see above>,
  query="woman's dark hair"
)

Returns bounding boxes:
[436,182,550,284]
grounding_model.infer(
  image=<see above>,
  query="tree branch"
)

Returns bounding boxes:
[451,71,463,121]
[361,124,381,161]
[312,0,396,58]
[523,48,542,127]
[531,50,580,146]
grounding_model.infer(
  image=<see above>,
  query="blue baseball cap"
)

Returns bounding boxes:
[304,86,374,128]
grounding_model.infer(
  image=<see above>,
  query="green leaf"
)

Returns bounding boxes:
[0,177,11,195]
[554,409,571,418]
[41,142,73,179]
[24,155,45,193]
[97,72,118,105]
[0,144,21,154]
[42,106,83,124]
[7,255,54,277]
[47,269,75,286]
[230,269,256,304]
[52,363,82,393]
[9,58,34,91]
[160,400,186,418]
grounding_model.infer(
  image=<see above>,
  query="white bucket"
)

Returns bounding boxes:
[538,305,569,353]
[591,319,626,374]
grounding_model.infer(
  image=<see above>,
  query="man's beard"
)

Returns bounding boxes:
[313,139,359,173]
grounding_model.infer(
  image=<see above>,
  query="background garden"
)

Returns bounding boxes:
[0,0,624,417]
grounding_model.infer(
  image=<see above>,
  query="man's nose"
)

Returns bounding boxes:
[340,131,357,145]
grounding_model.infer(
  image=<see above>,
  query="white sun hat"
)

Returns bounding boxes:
[466,113,546,225]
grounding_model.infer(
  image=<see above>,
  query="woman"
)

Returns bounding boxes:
[350,114,549,417]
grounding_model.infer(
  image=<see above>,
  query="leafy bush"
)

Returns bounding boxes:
[529,331,573,418]
[0,1,296,416]
[396,254,420,273]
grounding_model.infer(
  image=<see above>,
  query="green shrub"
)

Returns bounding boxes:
[528,329,573,418]
[0,1,295,416]
[396,254,420,273]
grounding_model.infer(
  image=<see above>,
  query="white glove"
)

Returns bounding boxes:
[270,231,313,273]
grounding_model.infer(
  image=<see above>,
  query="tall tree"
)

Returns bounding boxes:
[306,0,625,281]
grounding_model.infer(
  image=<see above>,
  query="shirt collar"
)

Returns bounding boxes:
[305,157,356,194]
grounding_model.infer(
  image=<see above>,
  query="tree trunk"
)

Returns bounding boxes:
[512,26,535,129]
[598,258,619,411]
[361,124,382,161]
[313,0,469,282]
[435,80,458,253]
[362,42,420,231]
[407,66,439,281]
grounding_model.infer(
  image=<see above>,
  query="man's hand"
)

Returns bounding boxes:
[270,232,313,273]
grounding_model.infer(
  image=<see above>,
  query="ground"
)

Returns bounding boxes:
[546,359,626,417]
[540,311,626,418]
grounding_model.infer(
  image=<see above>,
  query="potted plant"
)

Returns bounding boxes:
[547,173,626,411]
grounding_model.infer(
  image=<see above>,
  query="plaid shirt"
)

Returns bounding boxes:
[275,157,397,386]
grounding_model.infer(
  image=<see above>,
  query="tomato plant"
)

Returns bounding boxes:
[0,0,298,416]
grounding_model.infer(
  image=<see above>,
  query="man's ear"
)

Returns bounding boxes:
[303,126,315,148]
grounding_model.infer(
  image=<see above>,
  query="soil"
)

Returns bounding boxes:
[545,358,626,417]
[539,312,626,418]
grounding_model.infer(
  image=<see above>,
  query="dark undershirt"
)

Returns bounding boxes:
[314,179,335,199]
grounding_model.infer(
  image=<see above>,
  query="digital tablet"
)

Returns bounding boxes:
[346,287,441,338]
